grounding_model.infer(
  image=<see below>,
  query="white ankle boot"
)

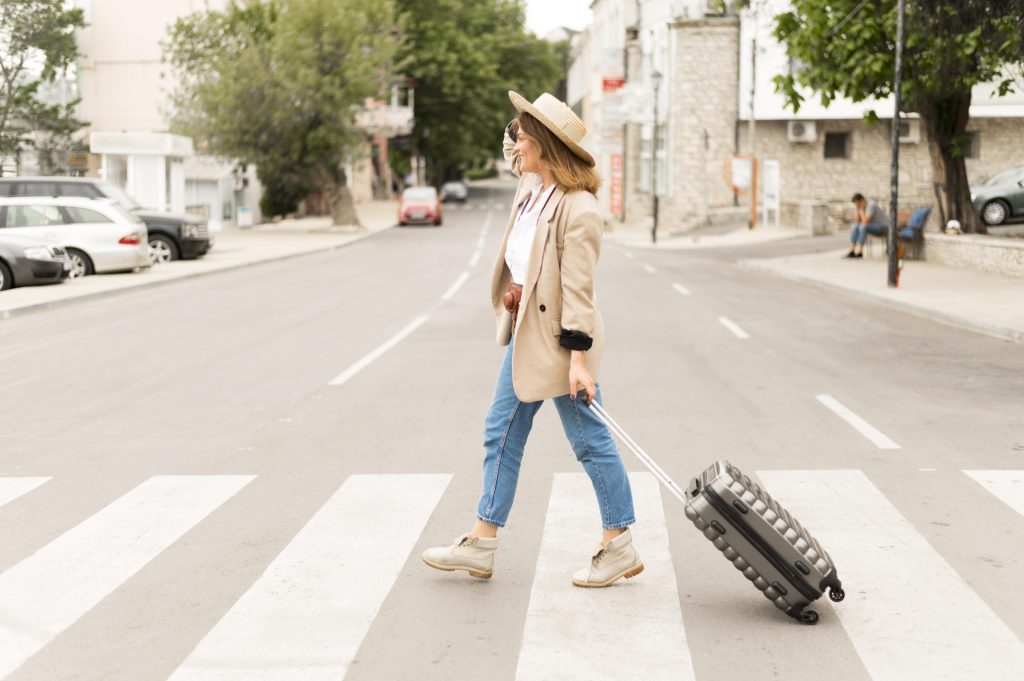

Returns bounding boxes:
[422,534,498,579]
[571,528,644,588]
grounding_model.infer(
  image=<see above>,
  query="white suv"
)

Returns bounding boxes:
[0,196,150,277]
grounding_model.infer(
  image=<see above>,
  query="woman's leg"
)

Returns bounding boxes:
[476,341,543,530]
[552,385,636,532]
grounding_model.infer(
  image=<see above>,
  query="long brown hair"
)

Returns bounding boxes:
[517,112,601,194]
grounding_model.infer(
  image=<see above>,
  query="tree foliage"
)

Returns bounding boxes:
[772,0,1024,233]
[165,0,399,224]
[394,0,564,184]
[0,0,87,172]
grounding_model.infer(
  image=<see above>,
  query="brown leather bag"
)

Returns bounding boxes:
[503,283,524,334]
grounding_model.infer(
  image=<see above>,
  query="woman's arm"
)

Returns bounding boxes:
[503,120,522,177]
[560,207,603,400]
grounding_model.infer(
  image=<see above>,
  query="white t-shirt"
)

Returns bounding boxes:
[505,182,557,285]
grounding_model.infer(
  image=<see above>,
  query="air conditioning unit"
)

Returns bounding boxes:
[896,118,921,144]
[787,120,817,143]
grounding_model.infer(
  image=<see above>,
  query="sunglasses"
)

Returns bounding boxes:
[506,119,520,143]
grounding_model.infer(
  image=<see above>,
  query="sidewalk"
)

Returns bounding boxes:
[605,220,807,250]
[0,200,397,319]
[740,249,1024,344]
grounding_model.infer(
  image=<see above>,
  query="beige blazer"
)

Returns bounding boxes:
[491,175,605,402]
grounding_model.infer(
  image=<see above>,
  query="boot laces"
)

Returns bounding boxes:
[591,546,606,567]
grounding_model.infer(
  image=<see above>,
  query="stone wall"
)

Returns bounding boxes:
[923,233,1024,277]
[660,17,740,234]
[739,117,1024,232]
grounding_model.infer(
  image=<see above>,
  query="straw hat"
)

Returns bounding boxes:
[508,91,595,167]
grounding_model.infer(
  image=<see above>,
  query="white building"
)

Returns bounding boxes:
[73,0,260,229]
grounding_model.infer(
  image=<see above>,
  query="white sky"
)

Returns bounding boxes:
[525,0,592,37]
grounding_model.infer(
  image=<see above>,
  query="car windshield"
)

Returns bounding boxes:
[96,181,142,210]
[100,200,144,224]
[983,166,1024,186]
[403,188,436,202]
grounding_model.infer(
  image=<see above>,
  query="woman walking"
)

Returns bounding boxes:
[422,92,641,588]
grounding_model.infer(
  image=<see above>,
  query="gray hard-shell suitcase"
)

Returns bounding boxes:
[581,396,845,624]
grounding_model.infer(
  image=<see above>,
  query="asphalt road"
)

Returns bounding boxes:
[1,179,1022,681]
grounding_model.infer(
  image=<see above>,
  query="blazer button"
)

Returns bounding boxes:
[539,304,546,312]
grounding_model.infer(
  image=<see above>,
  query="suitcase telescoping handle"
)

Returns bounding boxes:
[580,392,690,505]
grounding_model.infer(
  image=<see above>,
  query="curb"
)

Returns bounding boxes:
[1,224,395,321]
[738,258,1024,345]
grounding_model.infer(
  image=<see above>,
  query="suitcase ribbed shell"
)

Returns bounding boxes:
[685,461,838,616]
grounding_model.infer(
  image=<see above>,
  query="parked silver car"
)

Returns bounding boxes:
[0,196,150,277]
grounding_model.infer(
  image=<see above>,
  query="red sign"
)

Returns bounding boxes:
[610,153,623,218]
[602,77,625,92]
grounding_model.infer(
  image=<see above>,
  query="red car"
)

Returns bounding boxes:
[398,186,443,226]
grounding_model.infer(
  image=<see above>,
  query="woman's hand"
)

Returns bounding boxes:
[568,350,595,402]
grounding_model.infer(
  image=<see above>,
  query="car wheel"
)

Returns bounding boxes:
[981,200,1009,226]
[67,248,94,278]
[0,260,13,291]
[149,234,179,265]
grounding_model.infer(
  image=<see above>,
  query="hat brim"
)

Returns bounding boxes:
[509,91,595,167]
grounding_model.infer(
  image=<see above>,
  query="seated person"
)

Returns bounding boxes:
[845,193,890,258]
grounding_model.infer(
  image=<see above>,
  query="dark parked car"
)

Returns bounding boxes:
[0,177,211,264]
[0,233,71,291]
[971,163,1024,226]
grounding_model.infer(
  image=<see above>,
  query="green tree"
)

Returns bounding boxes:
[0,0,86,173]
[395,0,563,185]
[772,0,1024,233]
[165,0,398,224]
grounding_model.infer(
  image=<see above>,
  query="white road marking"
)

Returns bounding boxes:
[717,316,750,339]
[642,264,657,274]
[169,474,451,681]
[0,475,254,679]
[672,283,691,296]
[757,469,1024,681]
[469,250,482,267]
[328,315,429,386]
[964,470,1024,518]
[441,271,471,302]
[515,473,696,681]
[0,477,49,508]
[816,394,900,449]
[624,251,634,259]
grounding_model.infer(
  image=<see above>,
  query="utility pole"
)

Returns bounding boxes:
[887,0,906,287]
[651,70,662,244]
[748,2,759,229]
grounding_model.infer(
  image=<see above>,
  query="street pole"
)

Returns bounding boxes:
[887,0,906,287]
[651,71,661,244]
[748,3,759,229]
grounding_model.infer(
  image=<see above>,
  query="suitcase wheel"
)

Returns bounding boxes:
[828,587,845,603]
[799,609,819,625]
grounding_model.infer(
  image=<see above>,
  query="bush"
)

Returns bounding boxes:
[259,172,309,218]
[463,167,498,180]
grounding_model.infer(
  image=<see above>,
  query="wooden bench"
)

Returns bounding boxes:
[865,206,932,260]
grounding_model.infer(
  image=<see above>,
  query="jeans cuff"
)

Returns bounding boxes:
[603,518,635,530]
[477,514,506,528]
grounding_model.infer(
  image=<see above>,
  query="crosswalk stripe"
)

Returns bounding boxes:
[756,469,1024,681]
[0,475,254,679]
[169,474,451,681]
[963,470,1024,518]
[0,477,49,508]
[515,473,695,681]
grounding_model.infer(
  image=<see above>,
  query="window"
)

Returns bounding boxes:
[963,131,980,159]
[3,205,66,227]
[58,182,101,198]
[22,182,59,196]
[824,132,850,159]
[64,205,113,224]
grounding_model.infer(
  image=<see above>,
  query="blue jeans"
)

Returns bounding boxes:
[850,222,888,245]
[477,341,636,530]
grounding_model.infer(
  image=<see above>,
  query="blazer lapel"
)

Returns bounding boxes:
[520,185,564,311]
